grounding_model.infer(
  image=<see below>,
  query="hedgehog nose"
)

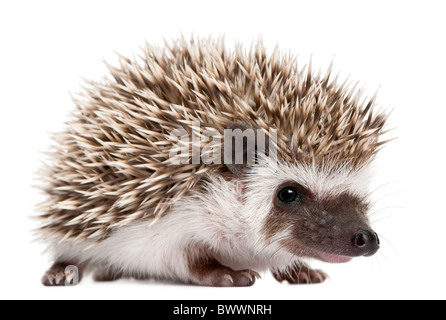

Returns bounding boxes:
[352,229,380,256]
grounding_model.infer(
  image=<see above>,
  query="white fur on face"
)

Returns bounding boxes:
[247,155,372,201]
[48,157,371,282]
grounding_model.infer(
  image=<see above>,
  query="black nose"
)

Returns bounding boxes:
[352,229,380,256]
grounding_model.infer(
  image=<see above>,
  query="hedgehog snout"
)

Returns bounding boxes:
[352,229,380,257]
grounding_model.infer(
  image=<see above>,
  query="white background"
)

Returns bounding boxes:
[1,0,445,300]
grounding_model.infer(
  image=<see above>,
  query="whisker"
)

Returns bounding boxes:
[370,190,405,207]
[369,181,403,195]
[376,250,390,263]
[267,238,292,261]
[370,214,398,224]
[368,205,409,218]
[376,232,397,255]
[253,234,290,259]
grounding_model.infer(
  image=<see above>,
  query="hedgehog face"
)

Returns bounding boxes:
[246,157,379,263]
[270,182,379,263]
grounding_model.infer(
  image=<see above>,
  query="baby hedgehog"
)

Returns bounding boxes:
[38,37,390,286]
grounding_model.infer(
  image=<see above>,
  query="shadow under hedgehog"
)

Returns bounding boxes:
[38,37,390,286]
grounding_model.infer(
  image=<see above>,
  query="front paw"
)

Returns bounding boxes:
[187,245,261,287]
[273,265,328,284]
[195,268,261,287]
[215,269,261,287]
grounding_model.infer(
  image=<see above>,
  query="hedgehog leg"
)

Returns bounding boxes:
[42,262,84,286]
[93,267,123,282]
[187,247,260,287]
[189,260,260,287]
[272,263,328,284]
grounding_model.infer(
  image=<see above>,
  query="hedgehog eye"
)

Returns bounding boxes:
[278,186,301,203]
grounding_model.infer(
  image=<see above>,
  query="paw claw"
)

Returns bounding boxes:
[55,272,65,285]
[298,272,309,284]
[223,274,234,284]
[47,274,54,285]
[65,271,73,282]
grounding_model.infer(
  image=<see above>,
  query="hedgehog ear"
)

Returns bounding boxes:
[224,123,261,176]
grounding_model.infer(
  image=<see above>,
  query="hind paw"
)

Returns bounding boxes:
[42,263,80,286]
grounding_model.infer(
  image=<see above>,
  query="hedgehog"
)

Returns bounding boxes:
[38,37,391,286]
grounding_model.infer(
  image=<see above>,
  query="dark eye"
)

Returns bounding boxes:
[278,186,301,203]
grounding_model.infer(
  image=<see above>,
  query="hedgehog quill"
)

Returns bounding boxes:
[38,37,391,286]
